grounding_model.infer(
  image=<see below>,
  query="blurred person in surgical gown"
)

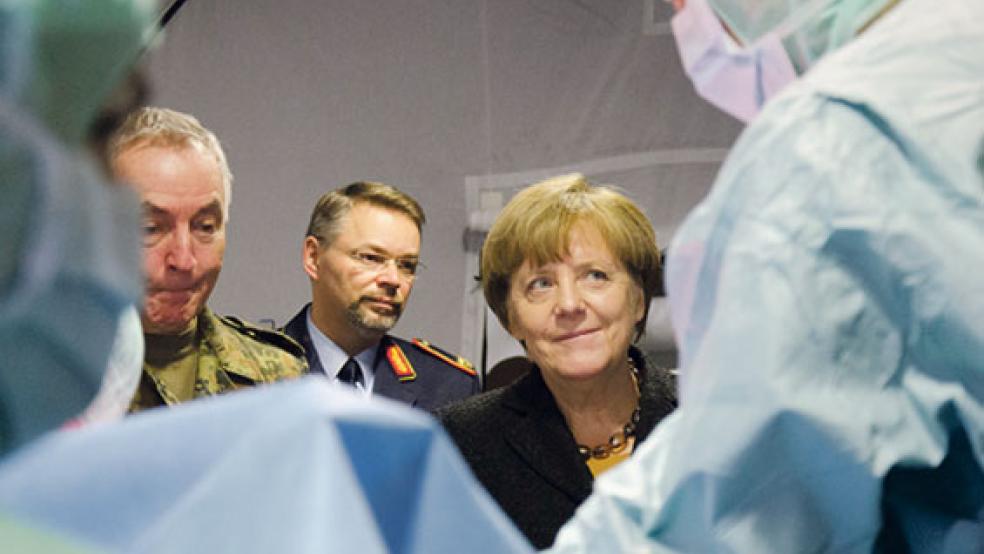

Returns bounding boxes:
[0,0,154,549]
[550,0,984,552]
[0,0,151,457]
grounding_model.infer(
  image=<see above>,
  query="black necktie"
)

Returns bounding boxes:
[337,357,364,387]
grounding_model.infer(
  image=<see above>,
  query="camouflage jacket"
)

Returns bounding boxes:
[129,308,307,413]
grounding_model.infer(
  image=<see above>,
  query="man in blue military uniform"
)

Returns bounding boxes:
[283,182,479,411]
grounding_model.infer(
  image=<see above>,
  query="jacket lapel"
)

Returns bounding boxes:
[500,369,593,503]
[281,304,326,376]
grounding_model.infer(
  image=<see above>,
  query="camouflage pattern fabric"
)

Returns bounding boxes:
[129,308,306,412]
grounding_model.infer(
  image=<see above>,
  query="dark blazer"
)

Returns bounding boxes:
[282,305,480,412]
[436,347,677,549]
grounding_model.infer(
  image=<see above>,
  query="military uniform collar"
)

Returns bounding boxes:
[200,307,263,381]
[304,307,378,391]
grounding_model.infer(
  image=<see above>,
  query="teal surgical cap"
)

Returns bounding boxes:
[707,0,898,71]
[2,0,156,145]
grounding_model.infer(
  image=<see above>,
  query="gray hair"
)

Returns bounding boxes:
[110,107,232,220]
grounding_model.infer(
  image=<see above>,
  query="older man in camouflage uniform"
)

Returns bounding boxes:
[111,107,305,412]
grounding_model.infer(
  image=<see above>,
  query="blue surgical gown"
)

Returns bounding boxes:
[550,0,984,551]
[0,379,532,553]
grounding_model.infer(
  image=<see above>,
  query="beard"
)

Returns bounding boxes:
[345,297,402,336]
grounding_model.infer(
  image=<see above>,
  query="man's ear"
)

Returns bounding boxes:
[302,236,321,281]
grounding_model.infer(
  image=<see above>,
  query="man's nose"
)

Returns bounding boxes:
[375,260,402,290]
[166,229,196,272]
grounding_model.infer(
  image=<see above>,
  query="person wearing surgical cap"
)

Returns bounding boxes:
[551,0,984,552]
[0,0,155,548]
[0,0,153,456]
[669,0,797,122]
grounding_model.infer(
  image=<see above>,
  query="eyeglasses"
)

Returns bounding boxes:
[346,249,422,279]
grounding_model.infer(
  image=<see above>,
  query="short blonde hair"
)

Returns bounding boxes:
[481,173,661,338]
[305,181,425,246]
[110,107,233,220]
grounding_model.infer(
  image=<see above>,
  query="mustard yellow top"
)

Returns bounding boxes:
[585,436,636,477]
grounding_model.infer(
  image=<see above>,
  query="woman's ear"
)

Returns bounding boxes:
[633,285,646,324]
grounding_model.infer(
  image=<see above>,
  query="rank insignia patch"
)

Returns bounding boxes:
[386,344,417,381]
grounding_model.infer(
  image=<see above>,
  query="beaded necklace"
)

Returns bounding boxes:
[576,358,641,460]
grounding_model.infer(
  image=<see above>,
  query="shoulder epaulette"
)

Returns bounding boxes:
[411,338,477,376]
[219,315,306,359]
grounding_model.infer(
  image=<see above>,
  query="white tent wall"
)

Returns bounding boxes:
[145,0,741,370]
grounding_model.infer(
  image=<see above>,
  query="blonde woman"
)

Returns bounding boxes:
[438,174,676,548]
